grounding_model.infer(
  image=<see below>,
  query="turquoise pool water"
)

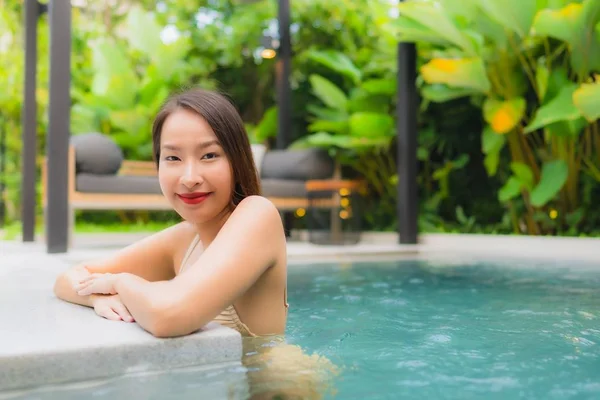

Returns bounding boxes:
[284,258,600,399]
[3,257,599,399]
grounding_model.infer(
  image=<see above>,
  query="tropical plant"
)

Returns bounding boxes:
[397,0,600,234]
[290,50,399,228]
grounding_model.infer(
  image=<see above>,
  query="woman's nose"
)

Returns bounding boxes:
[180,162,203,189]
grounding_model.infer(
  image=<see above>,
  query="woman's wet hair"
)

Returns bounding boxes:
[152,88,261,206]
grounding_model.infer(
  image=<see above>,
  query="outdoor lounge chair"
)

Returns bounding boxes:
[41,133,341,244]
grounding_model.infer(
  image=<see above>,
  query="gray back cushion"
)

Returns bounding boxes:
[71,133,123,175]
[261,148,335,180]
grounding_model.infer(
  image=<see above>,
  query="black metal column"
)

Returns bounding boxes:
[396,40,418,244]
[275,0,291,150]
[46,0,72,253]
[21,0,40,242]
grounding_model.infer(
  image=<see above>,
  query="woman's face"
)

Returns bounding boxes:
[158,108,233,224]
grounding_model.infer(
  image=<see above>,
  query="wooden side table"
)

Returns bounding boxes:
[304,179,365,245]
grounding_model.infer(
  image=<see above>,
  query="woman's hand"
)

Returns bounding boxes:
[76,273,121,296]
[90,294,135,322]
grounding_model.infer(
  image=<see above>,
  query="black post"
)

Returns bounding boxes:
[276,0,291,150]
[396,40,418,244]
[46,0,72,253]
[21,0,40,242]
[276,0,294,237]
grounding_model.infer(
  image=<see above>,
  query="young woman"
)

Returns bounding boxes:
[54,88,288,338]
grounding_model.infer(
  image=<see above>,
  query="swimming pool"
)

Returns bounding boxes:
[3,257,599,399]
[286,258,600,399]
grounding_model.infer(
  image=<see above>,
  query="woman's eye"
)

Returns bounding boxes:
[165,156,179,161]
[202,152,218,160]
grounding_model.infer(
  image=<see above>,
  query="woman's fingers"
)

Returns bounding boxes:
[78,273,105,284]
[113,303,135,323]
[75,274,116,296]
[76,283,95,296]
[97,307,122,321]
[74,274,101,293]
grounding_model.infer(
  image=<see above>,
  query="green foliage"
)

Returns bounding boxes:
[2,0,599,237]
[398,0,600,235]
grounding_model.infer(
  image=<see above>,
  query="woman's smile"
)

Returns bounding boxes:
[177,192,212,205]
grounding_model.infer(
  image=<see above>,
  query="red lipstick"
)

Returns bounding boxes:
[177,192,210,205]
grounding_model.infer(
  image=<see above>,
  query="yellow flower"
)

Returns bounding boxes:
[491,106,515,134]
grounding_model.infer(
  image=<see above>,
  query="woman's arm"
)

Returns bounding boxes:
[53,265,96,307]
[54,222,192,307]
[99,196,285,337]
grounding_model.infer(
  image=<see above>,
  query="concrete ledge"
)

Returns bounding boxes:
[419,233,600,263]
[0,248,243,393]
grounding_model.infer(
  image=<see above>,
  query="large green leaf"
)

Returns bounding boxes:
[361,79,397,96]
[395,16,458,47]
[90,40,138,109]
[309,74,348,112]
[524,84,582,133]
[152,37,192,82]
[349,112,394,138]
[109,108,148,135]
[254,106,278,142]
[481,125,506,176]
[438,0,479,21]
[498,176,523,202]
[308,120,349,135]
[477,0,537,38]
[306,105,347,121]
[125,6,162,56]
[573,81,600,122]
[535,63,550,101]
[420,58,491,93]
[421,84,480,102]
[533,0,600,77]
[545,117,588,137]
[467,1,510,49]
[530,160,569,206]
[71,104,100,134]
[295,131,352,149]
[307,50,362,84]
[510,162,535,190]
[139,78,168,109]
[397,1,478,55]
[543,66,570,103]
[348,89,390,113]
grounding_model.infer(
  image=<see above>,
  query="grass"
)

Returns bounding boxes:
[0,220,174,241]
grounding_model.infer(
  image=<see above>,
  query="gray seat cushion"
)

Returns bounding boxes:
[261,179,307,198]
[261,149,334,180]
[71,133,123,175]
[76,174,163,195]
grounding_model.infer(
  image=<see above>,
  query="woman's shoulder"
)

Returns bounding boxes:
[237,195,279,212]
[234,196,284,229]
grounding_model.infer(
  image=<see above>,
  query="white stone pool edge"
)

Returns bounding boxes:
[1,233,599,395]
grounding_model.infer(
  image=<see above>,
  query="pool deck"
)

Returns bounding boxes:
[2,232,600,395]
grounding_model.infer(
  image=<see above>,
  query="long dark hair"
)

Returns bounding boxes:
[152,88,261,206]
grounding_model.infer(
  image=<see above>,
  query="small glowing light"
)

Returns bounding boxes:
[295,208,306,217]
[549,209,558,219]
[340,198,350,207]
[261,48,276,59]
[339,188,350,196]
[339,210,350,219]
